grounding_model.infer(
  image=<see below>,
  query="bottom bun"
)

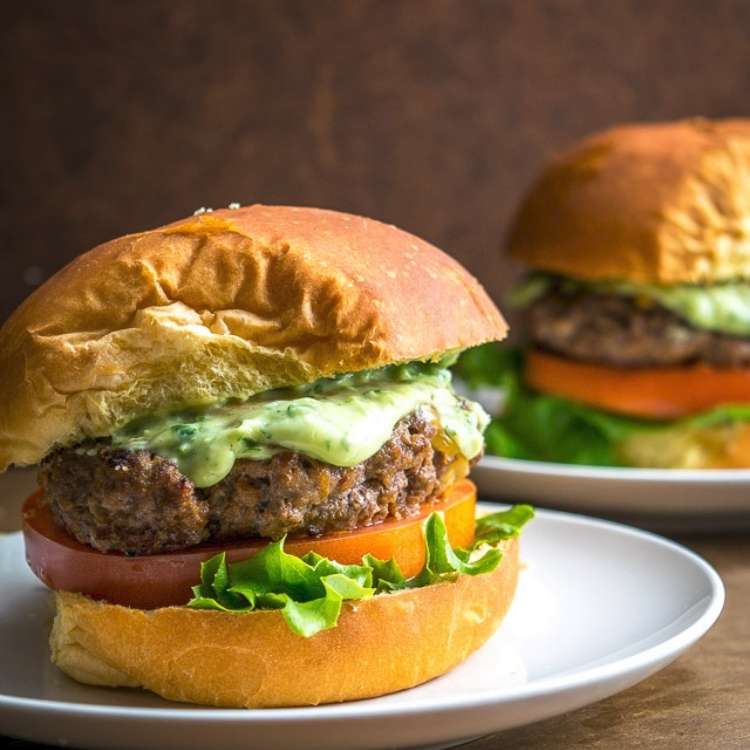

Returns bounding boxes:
[50,537,519,708]
[618,421,750,469]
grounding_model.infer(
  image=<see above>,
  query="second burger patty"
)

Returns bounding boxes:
[39,410,461,555]
[528,289,750,368]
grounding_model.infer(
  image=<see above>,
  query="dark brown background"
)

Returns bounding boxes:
[3,8,750,747]
[3,0,750,324]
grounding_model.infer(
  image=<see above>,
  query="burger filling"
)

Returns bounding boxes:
[39,361,488,555]
[518,275,750,368]
[453,275,750,468]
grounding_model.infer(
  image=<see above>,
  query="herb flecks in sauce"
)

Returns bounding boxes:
[112,362,488,488]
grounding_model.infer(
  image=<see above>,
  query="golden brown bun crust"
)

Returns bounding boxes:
[50,538,519,708]
[508,118,750,284]
[619,421,750,469]
[0,205,507,471]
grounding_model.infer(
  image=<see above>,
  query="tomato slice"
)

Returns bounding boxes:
[526,349,750,419]
[23,480,477,610]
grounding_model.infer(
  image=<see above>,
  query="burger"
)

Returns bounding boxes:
[0,204,532,708]
[458,118,750,469]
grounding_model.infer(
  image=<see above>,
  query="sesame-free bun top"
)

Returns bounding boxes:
[508,118,750,284]
[0,205,507,472]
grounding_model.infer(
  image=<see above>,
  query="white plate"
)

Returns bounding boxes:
[0,507,723,750]
[474,456,750,530]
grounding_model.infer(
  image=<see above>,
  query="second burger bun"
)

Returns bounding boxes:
[0,205,507,472]
[508,118,750,284]
[618,420,750,470]
[51,534,519,708]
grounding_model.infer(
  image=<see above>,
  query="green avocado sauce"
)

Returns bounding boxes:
[509,273,750,336]
[112,361,489,488]
[594,279,750,336]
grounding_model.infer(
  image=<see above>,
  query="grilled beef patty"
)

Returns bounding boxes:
[39,410,461,555]
[527,290,750,368]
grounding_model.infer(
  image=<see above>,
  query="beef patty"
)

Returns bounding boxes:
[527,289,750,368]
[39,410,463,555]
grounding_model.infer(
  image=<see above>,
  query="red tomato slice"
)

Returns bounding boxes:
[23,480,477,610]
[526,349,750,419]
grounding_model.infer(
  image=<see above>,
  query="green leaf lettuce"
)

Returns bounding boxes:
[187,504,534,637]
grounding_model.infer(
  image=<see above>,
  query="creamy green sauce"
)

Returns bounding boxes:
[594,280,750,336]
[112,362,489,488]
[510,273,750,336]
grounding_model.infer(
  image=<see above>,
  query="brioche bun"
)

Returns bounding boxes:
[50,536,519,708]
[508,118,750,284]
[618,421,750,469]
[0,205,507,472]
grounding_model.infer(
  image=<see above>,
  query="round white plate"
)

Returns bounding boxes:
[474,456,750,530]
[0,507,723,750]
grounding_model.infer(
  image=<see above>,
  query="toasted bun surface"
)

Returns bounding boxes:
[0,205,507,471]
[50,537,519,708]
[619,422,750,469]
[509,118,750,284]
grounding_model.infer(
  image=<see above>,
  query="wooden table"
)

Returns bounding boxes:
[1,470,748,749]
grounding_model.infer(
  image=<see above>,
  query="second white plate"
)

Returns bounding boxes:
[474,456,750,530]
[0,506,724,750]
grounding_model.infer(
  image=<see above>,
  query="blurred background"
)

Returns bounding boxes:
[4,0,750,324]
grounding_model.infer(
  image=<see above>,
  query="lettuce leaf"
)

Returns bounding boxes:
[455,343,750,466]
[187,504,534,636]
[475,504,536,544]
[407,512,503,588]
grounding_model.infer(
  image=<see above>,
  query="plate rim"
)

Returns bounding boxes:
[0,508,725,722]
[479,454,750,483]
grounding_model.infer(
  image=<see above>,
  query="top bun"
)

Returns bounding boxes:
[0,205,506,472]
[508,118,750,284]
